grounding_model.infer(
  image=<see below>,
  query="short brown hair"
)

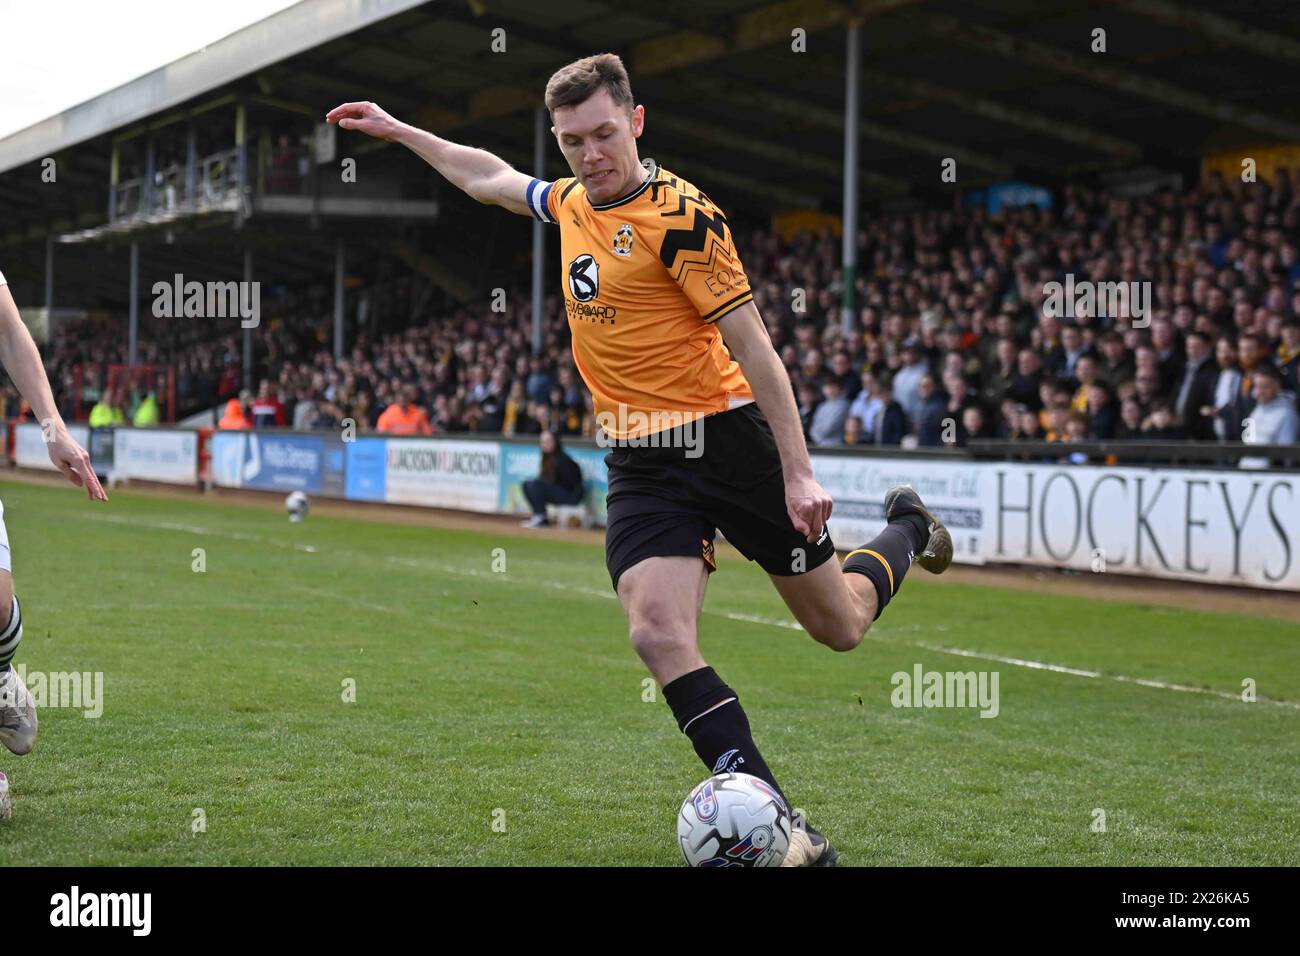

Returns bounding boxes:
[545,53,633,117]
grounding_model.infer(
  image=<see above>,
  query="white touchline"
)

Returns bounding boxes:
[908,641,1300,709]
[76,511,1299,711]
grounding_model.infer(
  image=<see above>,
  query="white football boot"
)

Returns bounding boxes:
[0,666,37,756]
[780,823,839,867]
[0,770,11,819]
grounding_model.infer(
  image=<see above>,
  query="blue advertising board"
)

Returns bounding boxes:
[210,432,344,495]
[344,437,387,502]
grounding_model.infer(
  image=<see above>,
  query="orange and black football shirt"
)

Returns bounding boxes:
[526,159,754,440]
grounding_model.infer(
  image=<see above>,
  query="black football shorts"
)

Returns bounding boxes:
[603,403,836,592]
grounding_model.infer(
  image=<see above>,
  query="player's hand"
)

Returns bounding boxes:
[325,101,404,142]
[785,474,832,542]
[44,423,107,501]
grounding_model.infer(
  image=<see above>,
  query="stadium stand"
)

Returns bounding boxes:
[25,172,1298,454]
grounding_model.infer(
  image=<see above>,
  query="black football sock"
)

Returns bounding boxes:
[842,515,926,619]
[662,665,790,811]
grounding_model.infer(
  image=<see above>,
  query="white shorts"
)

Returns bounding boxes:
[0,498,10,572]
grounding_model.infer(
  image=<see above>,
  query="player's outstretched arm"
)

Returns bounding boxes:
[0,284,106,500]
[325,101,536,216]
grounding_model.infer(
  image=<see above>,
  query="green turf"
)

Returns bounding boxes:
[1,479,1296,865]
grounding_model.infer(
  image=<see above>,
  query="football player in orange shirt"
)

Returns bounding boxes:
[328,54,951,867]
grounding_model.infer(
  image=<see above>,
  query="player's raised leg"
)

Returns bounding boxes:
[773,484,953,652]
[0,567,36,757]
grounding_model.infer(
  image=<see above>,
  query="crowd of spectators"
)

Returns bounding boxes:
[20,169,1300,451]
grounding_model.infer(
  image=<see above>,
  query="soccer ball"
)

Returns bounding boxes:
[285,490,310,522]
[677,772,791,867]
[0,771,10,820]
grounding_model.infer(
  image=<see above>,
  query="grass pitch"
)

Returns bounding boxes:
[1,479,1296,865]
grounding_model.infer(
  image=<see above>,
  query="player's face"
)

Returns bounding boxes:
[552,89,645,204]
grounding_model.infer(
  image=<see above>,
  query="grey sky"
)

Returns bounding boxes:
[0,0,301,140]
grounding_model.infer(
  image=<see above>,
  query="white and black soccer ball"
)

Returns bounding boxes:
[677,772,791,867]
[285,490,310,523]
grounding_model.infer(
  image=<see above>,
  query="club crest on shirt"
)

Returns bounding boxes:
[612,223,634,258]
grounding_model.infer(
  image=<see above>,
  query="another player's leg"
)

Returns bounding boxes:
[0,569,36,756]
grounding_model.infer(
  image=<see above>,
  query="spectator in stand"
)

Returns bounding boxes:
[376,385,433,435]
[1043,404,1071,442]
[1142,400,1185,440]
[796,381,819,439]
[842,414,864,446]
[1275,319,1300,391]
[1133,369,1163,417]
[1065,411,1089,443]
[133,391,160,427]
[1206,335,1245,441]
[1015,406,1044,441]
[847,370,882,436]
[959,405,988,445]
[981,337,1017,409]
[1096,332,1134,388]
[1008,348,1043,409]
[88,387,126,428]
[546,385,581,435]
[525,355,554,403]
[292,387,318,430]
[1150,318,1183,386]
[872,376,907,446]
[556,365,585,413]
[1058,324,1092,380]
[1172,331,1218,440]
[1116,397,1144,440]
[217,396,251,430]
[916,373,949,446]
[1243,364,1300,445]
[996,399,1022,439]
[1071,355,1101,411]
[476,366,510,433]
[520,431,584,528]
[809,378,850,446]
[1086,383,1117,439]
[893,339,929,427]
[502,380,532,435]
[252,380,286,428]
[1237,333,1277,405]
[828,351,858,398]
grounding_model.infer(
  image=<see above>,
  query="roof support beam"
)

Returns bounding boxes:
[407,0,923,133]
[649,112,910,197]
[1110,0,1300,66]
[682,77,1015,178]
[918,13,1300,143]
[859,67,1143,159]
